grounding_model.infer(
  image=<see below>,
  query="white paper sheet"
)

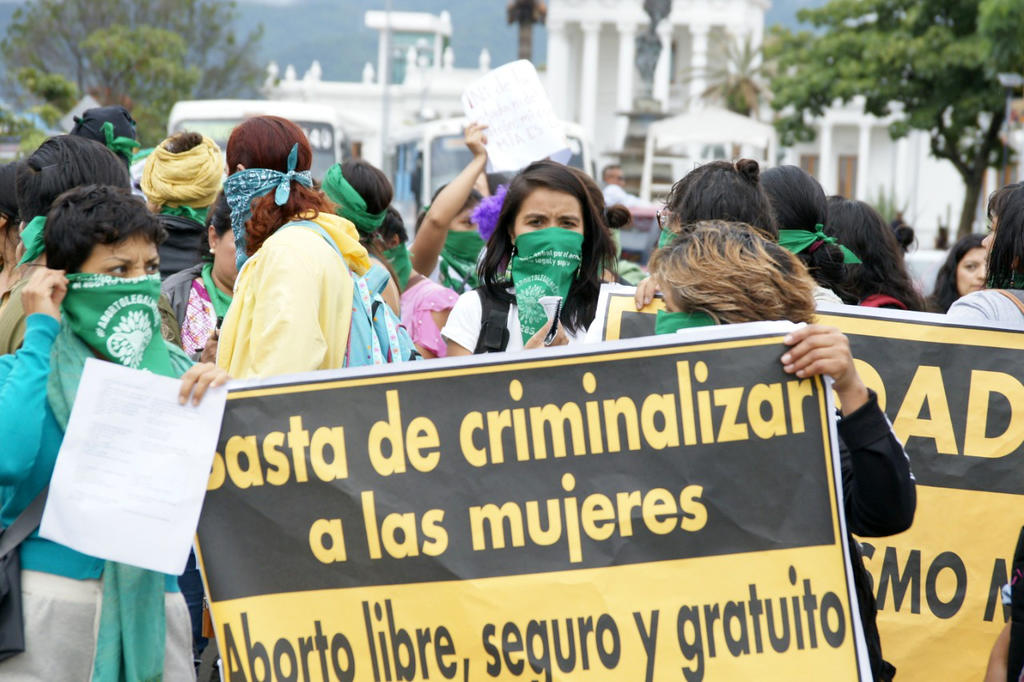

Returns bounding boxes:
[39,358,227,575]
[462,59,571,172]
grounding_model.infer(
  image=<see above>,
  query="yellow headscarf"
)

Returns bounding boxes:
[141,134,224,209]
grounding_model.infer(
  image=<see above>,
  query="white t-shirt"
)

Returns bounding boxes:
[441,289,587,353]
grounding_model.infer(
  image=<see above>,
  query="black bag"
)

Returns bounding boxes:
[0,487,48,661]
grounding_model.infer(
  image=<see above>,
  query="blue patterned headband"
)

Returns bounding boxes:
[223,143,314,270]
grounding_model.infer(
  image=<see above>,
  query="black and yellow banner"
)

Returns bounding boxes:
[589,284,1024,680]
[197,324,871,681]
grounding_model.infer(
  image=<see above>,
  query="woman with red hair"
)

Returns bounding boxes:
[217,116,380,377]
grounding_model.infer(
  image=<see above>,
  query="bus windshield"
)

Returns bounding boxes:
[173,118,339,180]
[429,132,589,196]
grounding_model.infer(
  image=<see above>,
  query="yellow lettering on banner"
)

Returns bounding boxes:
[963,369,1024,458]
[892,366,958,454]
[679,485,708,531]
[603,397,641,452]
[747,383,787,439]
[713,388,749,442]
[487,409,513,464]
[420,509,448,556]
[287,416,310,483]
[580,493,616,540]
[262,432,290,485]
[524,500,563,545]
[368,390,406,475]
[470,503,526,550]
[616,491,643,537]
[381,513,419,558]
[207,452,225,490]
[406,417,440,472]
[529,403,586,459]
[225,435,263,488]
[308,519,346,563]
[310,427,348,481]
[642,488,677,535]
[677,361,698,445]
[362,490,382,559]
[786,379,814,434]
[582,372,605,454]
[640,394,679,449]
[459,412,487,467]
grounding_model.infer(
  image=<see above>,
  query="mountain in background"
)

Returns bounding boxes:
[0,0,826,88]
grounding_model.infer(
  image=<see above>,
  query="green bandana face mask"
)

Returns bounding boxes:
[439,230,485,293]
[510,227,584,344]
[19,215,46,266]
[61,273,173,375]
[654,309,716,335]
[161,204,209,226]
[384,243,413,290]
[200,262,233,319]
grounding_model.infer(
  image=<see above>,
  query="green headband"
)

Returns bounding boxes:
[322,164,386,234]
[101,121,140,160]
[777,225,861,264]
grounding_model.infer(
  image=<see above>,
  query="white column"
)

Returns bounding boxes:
[377,30,387,85]
[856,122,872,200]
[580,21,601,135]
[546,20,570,120]
[689,24,709,112]
[653,23,672,109]
[616,22,638,145]
[818,120,835,194]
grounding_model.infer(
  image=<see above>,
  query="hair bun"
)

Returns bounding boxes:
[735,158,761,185]
[604,204,632,229]
[894,224,915,251]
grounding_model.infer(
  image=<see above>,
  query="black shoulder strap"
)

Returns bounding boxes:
[0,486,48,557]
[474,287,511,354]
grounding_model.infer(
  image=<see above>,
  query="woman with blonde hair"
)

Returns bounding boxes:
[649,220,915,682]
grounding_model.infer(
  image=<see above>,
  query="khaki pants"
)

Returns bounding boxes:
[0,569,195,681]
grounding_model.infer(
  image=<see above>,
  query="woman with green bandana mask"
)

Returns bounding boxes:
[161,192,237,363]
[0,185,228,681]
[443,160,617,355]
[321,158,402,314]
[409,123,489,294]
[649,220,916,682]
[0,134,131,356]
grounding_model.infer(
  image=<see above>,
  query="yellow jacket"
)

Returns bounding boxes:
[217,213,371,378]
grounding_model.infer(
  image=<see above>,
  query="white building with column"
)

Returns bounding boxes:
[544,0,1020,244]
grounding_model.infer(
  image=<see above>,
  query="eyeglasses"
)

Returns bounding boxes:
[656,210,668,230]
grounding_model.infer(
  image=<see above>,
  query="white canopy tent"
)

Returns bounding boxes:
[640,107,778,201]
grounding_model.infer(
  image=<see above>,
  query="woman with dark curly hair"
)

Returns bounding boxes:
[927,233,986,313]
[825,197,925,311]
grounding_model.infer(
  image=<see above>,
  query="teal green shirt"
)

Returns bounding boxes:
[0,314,179,592]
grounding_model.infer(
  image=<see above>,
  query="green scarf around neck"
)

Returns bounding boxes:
[777,225,861,264]
[200,262,233,319]
[47,273,193,682]
[18,215,46,266]
[439,231,485,293]
[654,309,716,335]
[384,243,412,290]
[161,204,208,226]
[322,164,386,234]
[509,228,584,344]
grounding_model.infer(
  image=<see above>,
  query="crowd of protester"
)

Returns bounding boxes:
[0,104,1019,681]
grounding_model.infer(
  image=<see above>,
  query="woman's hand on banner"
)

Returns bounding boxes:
[781,324,869,415]
[179,363,230,406]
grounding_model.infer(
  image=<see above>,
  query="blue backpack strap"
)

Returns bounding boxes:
[285,220,343,258]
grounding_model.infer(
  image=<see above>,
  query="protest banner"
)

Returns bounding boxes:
[197,323,872,681]
[588,284,1024,680]
[462,59,570,172]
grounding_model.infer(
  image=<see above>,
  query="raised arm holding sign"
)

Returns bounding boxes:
[462,59,570,172]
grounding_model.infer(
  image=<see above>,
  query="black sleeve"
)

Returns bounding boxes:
[837,390,916,537]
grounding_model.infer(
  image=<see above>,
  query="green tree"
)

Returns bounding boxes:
[768,0,1016,237]
[2,0,263,145]
[14,68,78,129]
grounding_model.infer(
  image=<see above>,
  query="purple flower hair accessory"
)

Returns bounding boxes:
[472,184,507,242]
